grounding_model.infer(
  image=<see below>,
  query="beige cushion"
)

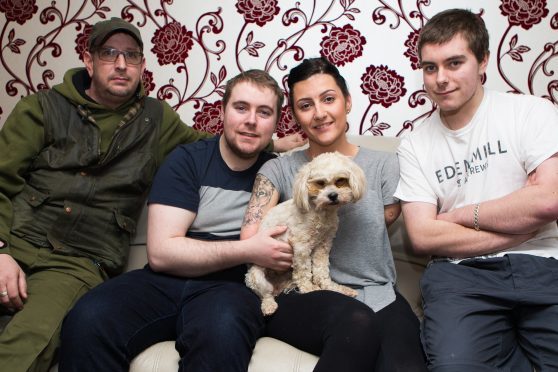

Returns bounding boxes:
[130,341,180,372]
[248,337,318,372]
[125,338,319,372]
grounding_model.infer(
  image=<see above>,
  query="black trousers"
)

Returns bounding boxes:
[266,289,427,372]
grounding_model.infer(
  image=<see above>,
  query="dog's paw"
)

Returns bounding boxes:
[297,282,316,294]
[261,298,278,315]
[321,282,358,297]
[341,286,358,298]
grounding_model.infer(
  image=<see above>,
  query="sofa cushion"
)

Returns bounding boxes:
[125,337,319,372]
[248,337,319,372]
[130,341,180,371]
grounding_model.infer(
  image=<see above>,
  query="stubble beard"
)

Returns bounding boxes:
[224,133,263,160]
[107,82,136,99]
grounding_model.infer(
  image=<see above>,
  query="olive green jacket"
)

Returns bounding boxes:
[0,68,211,275]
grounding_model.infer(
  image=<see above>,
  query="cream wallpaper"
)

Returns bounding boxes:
[0,0,557,137]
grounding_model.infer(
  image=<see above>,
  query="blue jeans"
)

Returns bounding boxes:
[58,266,264,372]
[421,254,558,372]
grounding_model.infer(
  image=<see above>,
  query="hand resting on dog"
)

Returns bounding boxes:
[242,225,293,272]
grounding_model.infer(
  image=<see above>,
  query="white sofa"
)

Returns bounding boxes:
[0,135,428,372]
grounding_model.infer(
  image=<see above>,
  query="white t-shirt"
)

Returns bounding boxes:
[395,89,558,259]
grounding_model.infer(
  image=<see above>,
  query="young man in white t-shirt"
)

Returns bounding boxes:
[395,8,558,371]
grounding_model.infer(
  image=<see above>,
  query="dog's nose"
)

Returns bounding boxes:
[328,192,338,202]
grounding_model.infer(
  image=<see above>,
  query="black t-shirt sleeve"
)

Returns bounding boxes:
[148,145,200,213]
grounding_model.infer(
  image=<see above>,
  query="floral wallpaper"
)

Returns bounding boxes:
[0,0,557,138]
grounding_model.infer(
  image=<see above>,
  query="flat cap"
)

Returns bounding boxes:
[88,17,143,50]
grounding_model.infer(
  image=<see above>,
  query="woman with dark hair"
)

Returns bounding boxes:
[241,57,427,371]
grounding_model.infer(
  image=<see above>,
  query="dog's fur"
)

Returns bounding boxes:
[246,151,367,315]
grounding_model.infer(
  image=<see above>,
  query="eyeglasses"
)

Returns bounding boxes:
[96,47,143,65]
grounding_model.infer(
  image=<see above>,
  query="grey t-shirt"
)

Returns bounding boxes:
[259,147,399,311]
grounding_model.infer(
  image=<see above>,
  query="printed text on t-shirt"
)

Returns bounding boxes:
[435,140,508,187]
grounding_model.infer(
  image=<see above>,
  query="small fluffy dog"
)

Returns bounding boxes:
[246,151,367,315]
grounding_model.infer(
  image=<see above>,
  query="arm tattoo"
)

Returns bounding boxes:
[243,174,275,227]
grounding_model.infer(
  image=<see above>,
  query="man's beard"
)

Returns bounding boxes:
[107,85,134,98]
[224,134,262,160]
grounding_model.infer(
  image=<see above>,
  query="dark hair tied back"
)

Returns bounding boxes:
[287,57,350,109]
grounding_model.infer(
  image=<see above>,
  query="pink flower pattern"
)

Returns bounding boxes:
[151,22,194,65]
[193,101,224,135]
[499,0,549,30]
[320,24,367,66]
[236,0,280,27]
[360,65,407,108]
[0,0,37,25]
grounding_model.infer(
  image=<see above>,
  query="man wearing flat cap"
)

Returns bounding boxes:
[0,17,303,371]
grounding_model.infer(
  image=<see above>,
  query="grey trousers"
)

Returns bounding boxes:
[420,254,558,372]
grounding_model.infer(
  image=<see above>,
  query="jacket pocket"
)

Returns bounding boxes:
[114,211,136,236]
[11,184,55,247]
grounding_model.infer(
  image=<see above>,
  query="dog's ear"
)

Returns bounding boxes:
[293,163,311,212]
[347,159,367,201]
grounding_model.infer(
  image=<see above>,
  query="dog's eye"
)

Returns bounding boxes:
[335,178,349,187]
[314,180,326,187]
